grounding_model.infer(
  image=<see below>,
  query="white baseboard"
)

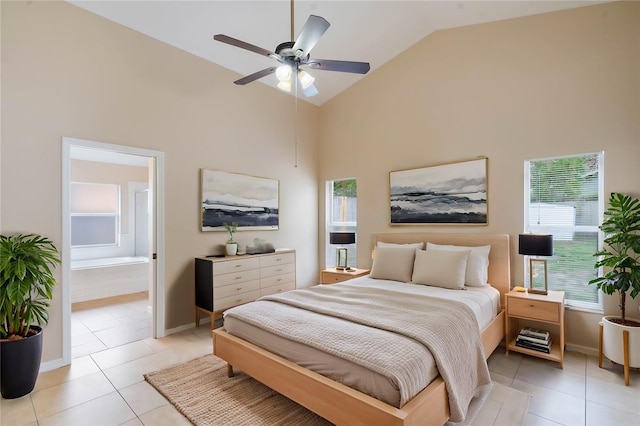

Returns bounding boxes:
[566,343,599,358]
[40,358,67,373]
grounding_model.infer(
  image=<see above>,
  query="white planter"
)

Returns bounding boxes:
[225,243,238,256]
[602,315,640,368]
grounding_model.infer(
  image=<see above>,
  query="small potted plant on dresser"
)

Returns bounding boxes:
[0,233,61,398]
[223,222,238,256]
[590,192,640,383]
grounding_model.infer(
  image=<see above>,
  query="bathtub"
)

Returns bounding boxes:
[71,256,150,303]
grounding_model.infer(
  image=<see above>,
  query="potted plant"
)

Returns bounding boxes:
[223,222,238,256]
[0,233,61,399]
[589,192,640,372]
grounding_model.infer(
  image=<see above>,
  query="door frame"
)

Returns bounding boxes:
[61,137,166,365]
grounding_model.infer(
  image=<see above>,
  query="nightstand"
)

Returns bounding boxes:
[320,268,369,284]
[505,289,565,367]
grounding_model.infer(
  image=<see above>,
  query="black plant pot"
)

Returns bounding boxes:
[1,326,43,399]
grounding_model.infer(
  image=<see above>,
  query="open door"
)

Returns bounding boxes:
[61,137,166,366]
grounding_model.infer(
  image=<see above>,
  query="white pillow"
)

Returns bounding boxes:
[426,242,491,287]
[370,246,417,282]
[411,249,470,290]
[377,241,424,250]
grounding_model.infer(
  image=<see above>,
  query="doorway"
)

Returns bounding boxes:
[61,137,165,366]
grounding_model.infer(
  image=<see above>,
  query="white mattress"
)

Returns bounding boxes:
[223,277,500,407]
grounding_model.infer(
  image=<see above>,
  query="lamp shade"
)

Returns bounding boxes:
[329,232,356,245]
[518,234,553,256]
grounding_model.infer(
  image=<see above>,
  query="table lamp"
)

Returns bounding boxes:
[518,233,553,295]
[329,232,356,271]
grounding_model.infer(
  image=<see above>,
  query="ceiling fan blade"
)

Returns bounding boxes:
[307,59,371,74]
[214,34,276,58]
[291,15,330,57]
[234,67,278,85]
[302,83,319,97]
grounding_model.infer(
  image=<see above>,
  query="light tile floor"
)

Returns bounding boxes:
[2,296,639,425]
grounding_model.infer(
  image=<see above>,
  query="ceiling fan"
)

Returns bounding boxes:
[213,1,370,97]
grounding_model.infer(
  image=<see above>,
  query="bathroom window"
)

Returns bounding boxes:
[70,182,120,247]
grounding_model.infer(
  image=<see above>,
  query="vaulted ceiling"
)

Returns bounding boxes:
[69,1,606,106]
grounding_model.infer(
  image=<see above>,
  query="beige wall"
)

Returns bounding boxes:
[1,1,319,363]
[2,1,639,364]
[318,1,640,351]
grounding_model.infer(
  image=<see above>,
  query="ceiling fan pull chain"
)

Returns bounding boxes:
[294,68,299,168]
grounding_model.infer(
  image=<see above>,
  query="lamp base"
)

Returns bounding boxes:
[527,288,548,295]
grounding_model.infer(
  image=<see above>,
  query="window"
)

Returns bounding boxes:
[524,152,604,310]
[70,182,120,247]
[326,178,357,268]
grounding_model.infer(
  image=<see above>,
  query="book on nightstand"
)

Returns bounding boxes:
[516,327,552,353]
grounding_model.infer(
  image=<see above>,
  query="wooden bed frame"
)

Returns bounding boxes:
[213,233,511,426]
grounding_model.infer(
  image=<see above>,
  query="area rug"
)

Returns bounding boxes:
[144,354,530,426]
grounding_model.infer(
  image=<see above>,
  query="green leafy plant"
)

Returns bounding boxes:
[0,234,61,339]
[223,222,238,244]
[589,193,640,324]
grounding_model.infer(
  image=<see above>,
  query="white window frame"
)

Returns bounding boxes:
[70,182,121,248]
[325,178,357,269]
[524,152,604,311]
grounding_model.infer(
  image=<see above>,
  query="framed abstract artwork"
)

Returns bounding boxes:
[201,169,279,231]
[389,157,488,225]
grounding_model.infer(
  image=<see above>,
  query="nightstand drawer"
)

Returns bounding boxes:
[322,273,352,284]
[508,297,560,322]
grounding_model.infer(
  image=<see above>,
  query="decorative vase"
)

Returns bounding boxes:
[0,326,43,399]
[226,243,238,256]
[602,315,640,368]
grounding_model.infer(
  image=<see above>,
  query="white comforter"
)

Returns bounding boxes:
[345,276,501,328]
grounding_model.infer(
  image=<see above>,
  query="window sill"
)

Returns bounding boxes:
[565,304,604,315]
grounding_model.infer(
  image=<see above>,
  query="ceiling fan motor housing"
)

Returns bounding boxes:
[276,41,309,64]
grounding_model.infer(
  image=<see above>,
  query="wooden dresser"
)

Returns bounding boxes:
[195,250,296,327]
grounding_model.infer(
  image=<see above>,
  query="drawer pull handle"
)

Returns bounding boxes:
[529,304,534,307]
[235,265,241,268]
[236,299,242,303]
[236,287,242,291]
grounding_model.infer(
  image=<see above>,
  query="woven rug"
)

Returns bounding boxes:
[144,354,530,426]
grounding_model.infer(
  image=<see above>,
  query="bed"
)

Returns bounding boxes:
[212,233,510,426]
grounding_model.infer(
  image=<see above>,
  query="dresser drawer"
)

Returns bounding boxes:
[260,252,295,268]
[214,290,261,311]
[215,280,260,299]
[260,282,295,297]
[260,262,295,278]
[213,257,260,276]
[213,268,260,287]
[261,272,295,289]
[508,297,560,323]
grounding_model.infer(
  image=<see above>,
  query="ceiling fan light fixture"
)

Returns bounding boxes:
[275,65,292,82]
[277,80,292,92]
[297,70,315,89]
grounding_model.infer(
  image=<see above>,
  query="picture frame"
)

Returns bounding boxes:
[201,169,279,231]
[389,157,488,225]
